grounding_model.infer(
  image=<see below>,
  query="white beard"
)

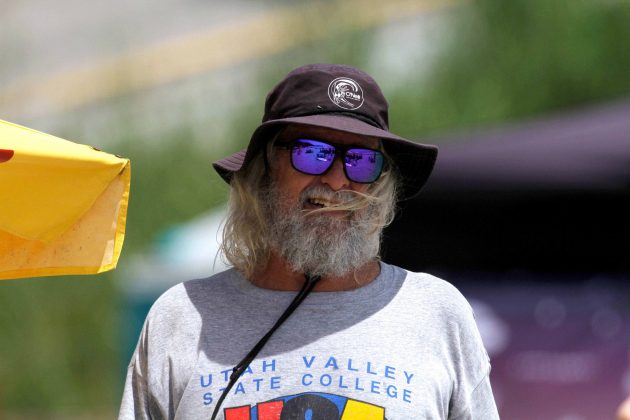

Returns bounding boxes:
[263,183,384,277]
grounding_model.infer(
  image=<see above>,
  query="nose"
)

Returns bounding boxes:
[319,156,350,191]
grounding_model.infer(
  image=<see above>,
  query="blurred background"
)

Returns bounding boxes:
[1,0,629,418]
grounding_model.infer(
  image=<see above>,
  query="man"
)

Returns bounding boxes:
[119,64,499,419]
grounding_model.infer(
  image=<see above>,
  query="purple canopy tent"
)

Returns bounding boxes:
[383,97,630,273]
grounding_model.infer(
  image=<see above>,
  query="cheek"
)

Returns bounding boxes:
[271,163,311,205]
[284,176,313,202]
[350,182,372,193]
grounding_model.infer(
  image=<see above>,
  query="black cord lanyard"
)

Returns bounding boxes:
[210,273,321,420]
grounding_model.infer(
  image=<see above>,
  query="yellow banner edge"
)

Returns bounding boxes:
[0,160,131,281]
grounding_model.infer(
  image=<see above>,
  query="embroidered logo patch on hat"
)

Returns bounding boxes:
[327,77,364,110]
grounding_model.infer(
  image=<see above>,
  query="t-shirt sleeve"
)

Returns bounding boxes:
[468,374,500,419]
[117,281,203,420]
[118,356,150,419]
[442,283,500,419]
[118,317,169,420]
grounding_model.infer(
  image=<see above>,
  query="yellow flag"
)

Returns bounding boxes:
[0,120,130,280]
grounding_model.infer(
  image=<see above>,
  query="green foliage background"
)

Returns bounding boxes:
[1,0,629,416]
[391,0,630,137]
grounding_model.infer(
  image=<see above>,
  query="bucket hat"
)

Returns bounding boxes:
[212,64,438,200]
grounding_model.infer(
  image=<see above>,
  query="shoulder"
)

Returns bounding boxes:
[153,267,238,303]
[390,265,472,310]
[394,268,491,359]
[382,263,477,328]
[144,268,239,330]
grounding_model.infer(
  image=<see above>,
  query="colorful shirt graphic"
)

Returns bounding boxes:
[224,392,384,420]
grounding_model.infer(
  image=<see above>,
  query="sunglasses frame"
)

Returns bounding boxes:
[275,138,385,184]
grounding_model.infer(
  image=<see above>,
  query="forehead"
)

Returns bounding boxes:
[277,125,380,149]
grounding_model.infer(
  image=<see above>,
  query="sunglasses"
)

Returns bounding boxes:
[275,139,385,184]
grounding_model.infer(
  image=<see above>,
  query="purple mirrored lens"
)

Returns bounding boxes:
[345,149,384,183]
[291,140,335,175]
[289,139,384,183]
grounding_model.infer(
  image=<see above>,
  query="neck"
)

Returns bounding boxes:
[250,251,380,292]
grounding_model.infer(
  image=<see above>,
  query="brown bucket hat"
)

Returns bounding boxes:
[213,63,438,200]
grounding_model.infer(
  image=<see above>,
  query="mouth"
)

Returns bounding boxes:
[303,197,352,220]
[305,197,338,209]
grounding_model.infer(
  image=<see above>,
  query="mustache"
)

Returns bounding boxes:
[298,185,359,208]
[297,184,378,214]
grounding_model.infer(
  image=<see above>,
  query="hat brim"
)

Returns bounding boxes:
[212,114,438,200]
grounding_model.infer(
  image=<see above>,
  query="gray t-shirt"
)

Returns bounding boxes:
[119,262,499,419]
